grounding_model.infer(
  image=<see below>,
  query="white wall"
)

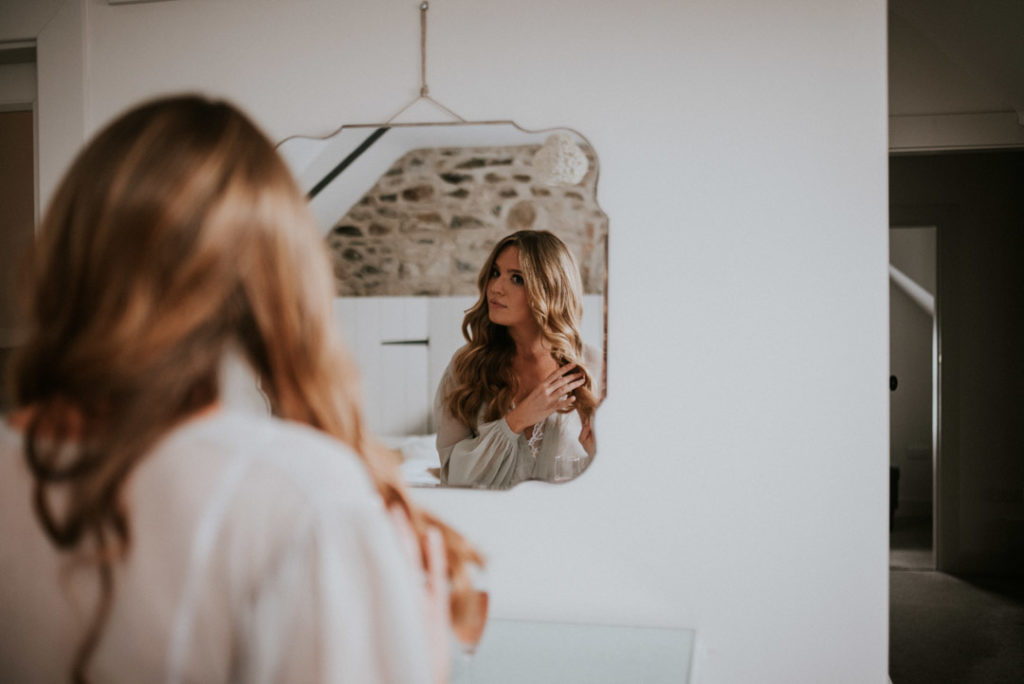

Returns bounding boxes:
[15,1,890,682]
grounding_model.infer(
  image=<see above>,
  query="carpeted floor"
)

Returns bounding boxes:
[889,515,934,571]
[889,517,1024,684]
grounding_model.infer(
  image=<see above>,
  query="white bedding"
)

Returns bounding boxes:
[381,434,442,487]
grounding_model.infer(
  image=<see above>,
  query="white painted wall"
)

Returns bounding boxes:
[35,0,85,215]
[0,62,36,107]
[12,1,890,682]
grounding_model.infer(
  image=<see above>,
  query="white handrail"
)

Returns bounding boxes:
[889,264,935,316]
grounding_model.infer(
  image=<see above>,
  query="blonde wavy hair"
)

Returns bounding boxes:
[9,94,480,683]
[444,230,598,427]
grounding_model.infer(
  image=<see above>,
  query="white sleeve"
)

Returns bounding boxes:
[233,498,433,684]
[434,363,533,489]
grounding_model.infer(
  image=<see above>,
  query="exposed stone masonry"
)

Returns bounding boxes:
[325,143,608,296]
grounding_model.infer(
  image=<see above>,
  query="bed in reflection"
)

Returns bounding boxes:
[382,433,443,486]
[334,295,603,488]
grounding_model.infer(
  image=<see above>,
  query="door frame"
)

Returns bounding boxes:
[889,202,959,572]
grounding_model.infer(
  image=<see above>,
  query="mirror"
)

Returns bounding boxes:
[278,122,608,489]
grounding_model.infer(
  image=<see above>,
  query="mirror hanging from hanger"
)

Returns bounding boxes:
[277,1,608,490]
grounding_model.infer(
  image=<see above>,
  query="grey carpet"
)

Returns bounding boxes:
[890,517,1024,684]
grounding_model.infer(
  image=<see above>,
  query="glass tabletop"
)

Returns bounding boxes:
[457,618,695,684]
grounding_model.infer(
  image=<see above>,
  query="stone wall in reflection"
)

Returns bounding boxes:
[326,144,607,296]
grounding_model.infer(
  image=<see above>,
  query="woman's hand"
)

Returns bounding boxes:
[505,363,586,434]
[389,507,450,684]
[578,411,596,458]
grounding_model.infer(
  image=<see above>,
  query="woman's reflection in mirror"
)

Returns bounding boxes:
[435,230,600,489]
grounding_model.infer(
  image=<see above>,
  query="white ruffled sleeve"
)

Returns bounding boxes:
[434,363,533,489]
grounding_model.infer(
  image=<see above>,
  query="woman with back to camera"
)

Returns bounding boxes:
[435,230,601,489]
[0,95,481,683]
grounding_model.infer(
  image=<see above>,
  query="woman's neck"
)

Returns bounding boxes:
[506,322,548,361]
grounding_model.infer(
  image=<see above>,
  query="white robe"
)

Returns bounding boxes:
[0,408,432,684]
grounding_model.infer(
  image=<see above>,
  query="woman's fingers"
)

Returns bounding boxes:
[549,376,586,398]
[547,372,584,394]
[544,362,577,383]
[512,364,588,428]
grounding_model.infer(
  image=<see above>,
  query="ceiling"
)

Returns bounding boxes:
[890,0,1024,122]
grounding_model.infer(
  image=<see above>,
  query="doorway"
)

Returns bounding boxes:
[889,225,937,571]
[0,43,37,411]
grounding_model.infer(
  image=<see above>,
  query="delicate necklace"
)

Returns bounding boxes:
[527,422,544,459]
[510,399,544,460]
